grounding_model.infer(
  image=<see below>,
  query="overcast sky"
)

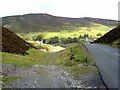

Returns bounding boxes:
[0,0,119,20]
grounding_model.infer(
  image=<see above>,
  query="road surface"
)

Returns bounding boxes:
[86,44,119,88]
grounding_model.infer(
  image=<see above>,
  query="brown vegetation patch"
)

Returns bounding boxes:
[93,26,120,44]
[2,26,33,54]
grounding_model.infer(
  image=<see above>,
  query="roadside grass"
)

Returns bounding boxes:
[38,44,96,75]
[2,76,22,87]
[37,44,85,66]
[59,44,96,75]
[70,45,86,63]
[16,24,113,40]
[64,65,97,76]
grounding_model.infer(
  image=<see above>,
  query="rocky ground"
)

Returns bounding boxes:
[2,64,105,89]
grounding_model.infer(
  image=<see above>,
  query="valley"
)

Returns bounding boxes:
[1,13,120,89]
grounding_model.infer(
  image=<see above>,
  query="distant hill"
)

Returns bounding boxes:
[2,26,33,54]
[2,13,118,33]
[93,26,120,44]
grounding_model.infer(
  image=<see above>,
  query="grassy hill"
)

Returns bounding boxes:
[2,13,118,41]
[2,13,118,33]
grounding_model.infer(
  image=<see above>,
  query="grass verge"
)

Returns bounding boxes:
[2,76,22,87]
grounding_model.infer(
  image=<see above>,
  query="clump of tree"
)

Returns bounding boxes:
[35,34,44,41]
[79,34,89,39]
[47,36,59,44]
[34,34,48,44]
[63,37,74,44]
[34,35,80,45]
[83,34,89,38]
[47,36,79,45]
[63,37,79,44]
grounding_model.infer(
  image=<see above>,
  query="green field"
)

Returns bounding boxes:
[16,24,114,40]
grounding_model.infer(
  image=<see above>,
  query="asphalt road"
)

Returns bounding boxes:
[86,44,119,88]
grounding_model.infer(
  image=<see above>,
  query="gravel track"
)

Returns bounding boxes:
[2,64,105,88]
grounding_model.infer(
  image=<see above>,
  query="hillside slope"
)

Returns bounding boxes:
[2,13,118,33]
[93,26,120,44]
[2,26,33,54]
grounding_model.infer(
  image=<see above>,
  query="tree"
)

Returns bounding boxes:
[79,35,82,39]
[86,34,89,38]
[35,34,44,41]
[82,34,89,39]
[83,34,87,38]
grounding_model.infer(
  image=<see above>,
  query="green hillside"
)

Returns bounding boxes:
[2,13,118,33]
[2,13,118,41]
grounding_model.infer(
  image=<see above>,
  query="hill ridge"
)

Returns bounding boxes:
[2,13,118,33]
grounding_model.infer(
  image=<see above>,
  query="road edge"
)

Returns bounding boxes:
[80,42,108,89]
